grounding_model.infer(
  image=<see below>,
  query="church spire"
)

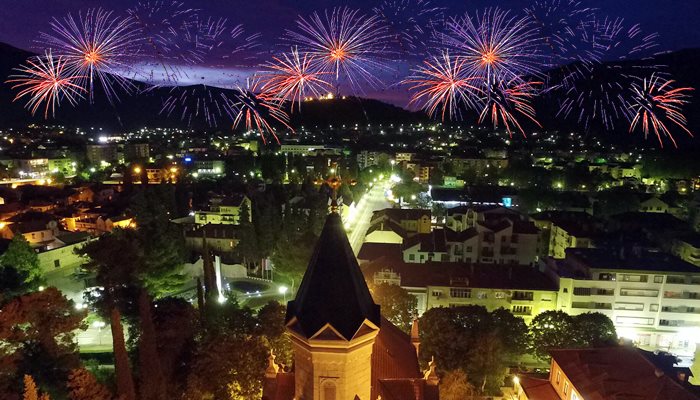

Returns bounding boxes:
[285,211,380,340]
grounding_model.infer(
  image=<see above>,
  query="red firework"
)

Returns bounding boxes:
[6,50,85,118]
[233,77,292,144]
[262,48,331,111]
[285,7,390,88]
[404,51,481,120]
[629,74,694,148]
[39,8,142,103]
[479,79,543,137]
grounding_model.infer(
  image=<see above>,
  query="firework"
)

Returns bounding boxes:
[232,77,292,144]
[127,0,199,82]
[404,51,481,120]
[161,86,239,128]
[6,50,85,118]
[628,74,694,148]
[441,8,543,84]
[524,0,598,65]
[478,78,543,138]
[38,8,142,103]
[373,0,445,53]
[262,48,331,111]
[285,7,390,89]
[556,18,659,130]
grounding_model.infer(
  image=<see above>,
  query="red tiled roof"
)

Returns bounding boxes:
[371,317,424,400]
[518,375,559,400]
[358,242,402,262]
[551,347,699,400]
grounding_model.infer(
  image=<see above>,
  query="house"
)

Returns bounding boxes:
[184,224,240,255]
[194,194,252,225]
[370,208,431,235]
[639,195,672,214]
[263,212,439,400]
[0,212,59,247]
[364,219,407,244]
[513,347,698,400]
[37,231,92,273]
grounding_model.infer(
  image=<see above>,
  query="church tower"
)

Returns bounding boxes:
[285,212,381,400]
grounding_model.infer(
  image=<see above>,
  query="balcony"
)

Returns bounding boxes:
[572,302,613,310]
[664,291,700,300]
[661,306,700,314]
[620,289,659,298]
[512,291,534,301]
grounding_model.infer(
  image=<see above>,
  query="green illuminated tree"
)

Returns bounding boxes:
[529,310,576,360]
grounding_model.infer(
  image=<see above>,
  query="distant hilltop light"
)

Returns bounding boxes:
[304,93,347,102]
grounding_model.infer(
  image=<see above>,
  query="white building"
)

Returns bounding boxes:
[550,248,700,356]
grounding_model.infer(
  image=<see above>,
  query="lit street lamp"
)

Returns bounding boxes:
[279,286,289,302]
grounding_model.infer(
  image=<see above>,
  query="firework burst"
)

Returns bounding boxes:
[127,0,199,82]
[404,51,481,120]
[6,50,85,118]
[373,0,445,54]
[38,8,142,103]
[478,78,543,138]
[285,7,390,89]
[557,18,659,130]
[628,74,694,148]
[524,0,598,65]
[161,86,239,128]
[232,77,292,144]
[262,48,331,111]
[441,8,543,84]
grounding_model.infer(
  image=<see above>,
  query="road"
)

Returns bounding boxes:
[347,181,391,255]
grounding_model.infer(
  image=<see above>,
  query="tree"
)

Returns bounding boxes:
[0,289,85,398]
[257,301,293,367]
[23,375,39,400]
[529,310,576,360]
[67,368,112,400]
[368,283,417,333]
[440,370,475,400]
[77,231,138,400]
[573,312,617,347]
[184,334,268,400]
[1,235,41,290]
[420,306,528,395]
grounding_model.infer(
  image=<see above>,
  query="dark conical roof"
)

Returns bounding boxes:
[286,212,381,340]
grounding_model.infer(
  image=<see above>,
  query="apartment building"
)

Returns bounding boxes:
[363,258,558,323]
[551,247,700,355]
[370,208,431,235]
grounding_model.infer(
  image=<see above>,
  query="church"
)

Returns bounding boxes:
[263,211,440,400]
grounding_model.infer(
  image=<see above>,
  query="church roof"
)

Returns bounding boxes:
[286,212,381,340]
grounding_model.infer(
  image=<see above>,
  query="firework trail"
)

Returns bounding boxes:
[285,7,391,90]
[524,0,598,65]
[404,51,481,121]
[441,8,543,86]
[262,48,331,111]
[373,0,445,54]
[161,86,239,128]
[127,0,199,83]
[38,8,142,103]
[232,77,292,144]
[557,17,659,130]
[158,19,260,127]
[478,78,543,138]
[6,50,85,118]
[628,74,694,148]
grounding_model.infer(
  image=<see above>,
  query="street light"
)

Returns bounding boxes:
[279,286,288,302]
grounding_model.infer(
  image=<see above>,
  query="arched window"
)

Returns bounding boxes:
[322,381,336,400]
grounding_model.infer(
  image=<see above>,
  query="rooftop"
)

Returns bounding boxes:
[550,347,699,400]
[566,248,700,274]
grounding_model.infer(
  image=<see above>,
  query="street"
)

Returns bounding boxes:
[347,181,391,255]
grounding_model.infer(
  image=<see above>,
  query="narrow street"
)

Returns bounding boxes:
[347,181,391,255]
